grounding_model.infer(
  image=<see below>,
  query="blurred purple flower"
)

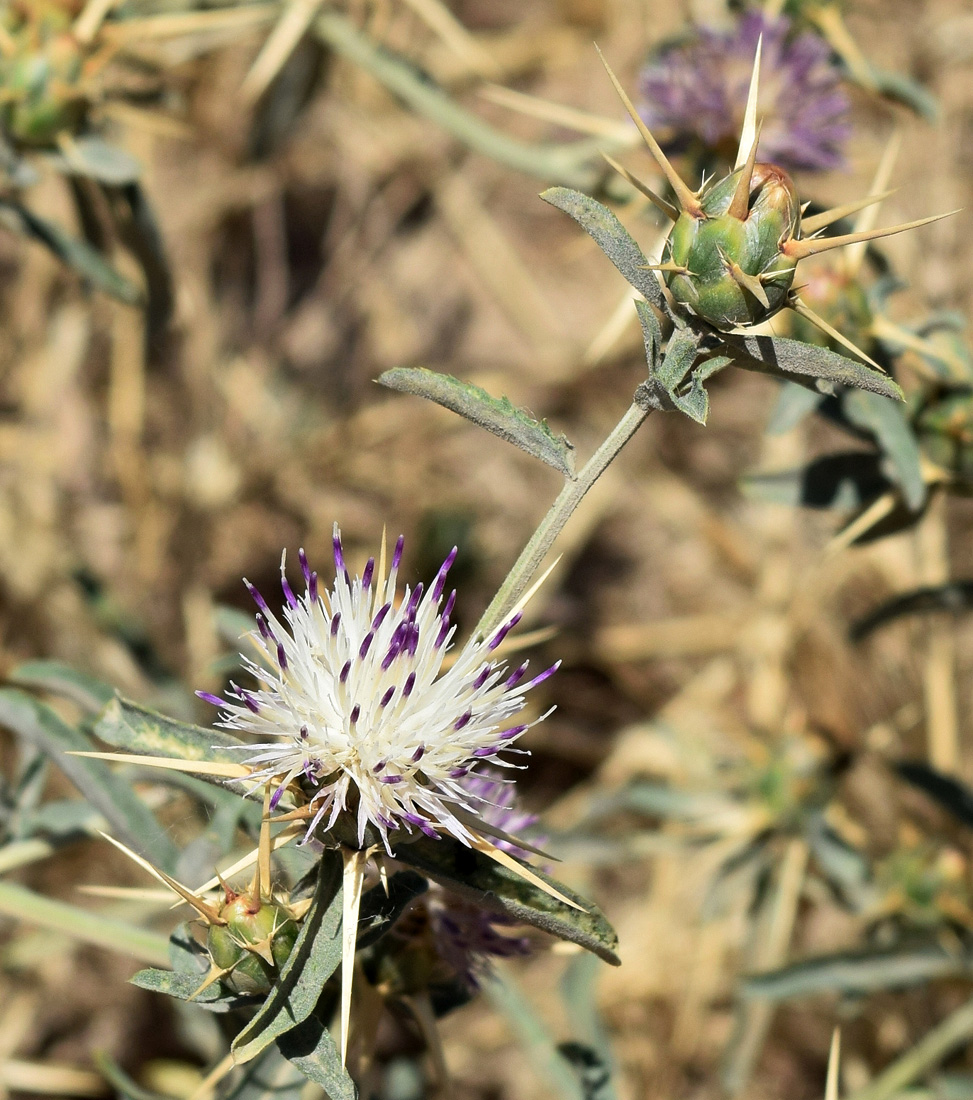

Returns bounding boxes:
[428,772,542,988]
[638,13,850,172]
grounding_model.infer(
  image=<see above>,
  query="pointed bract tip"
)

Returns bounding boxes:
[594,45,703,217]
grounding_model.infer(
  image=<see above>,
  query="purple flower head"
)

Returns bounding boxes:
[428,895,533,990]
[638,13,850,173]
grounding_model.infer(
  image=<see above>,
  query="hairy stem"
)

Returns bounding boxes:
[475,401,650,638]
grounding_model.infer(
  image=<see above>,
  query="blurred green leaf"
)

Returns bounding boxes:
[845,389,926,510]
[94,1052,167,1100]
[766,381,823,435]
[866,67,938,121]
[484,969,584,1100]
[9,659,115,714]
[894,760,973,830]
[560,953,618,1100]
[44,138,142,185]
[0,198,142,304]
[741,452,892,511]
[0,879,170,965]
[743,944,972,1001]
[379,367,576,478]
[851,584,973,642]
[0,689,178,871]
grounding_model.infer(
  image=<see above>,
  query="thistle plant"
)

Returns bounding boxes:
[0,22,958,1100]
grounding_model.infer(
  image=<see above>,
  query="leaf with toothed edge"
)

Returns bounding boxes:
[715,333,905,401]
[541,187,668,313]
[231,851,345,1065]
[392,832,620,965]
[378,367,576,478]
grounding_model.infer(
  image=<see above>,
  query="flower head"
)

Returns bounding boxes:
[199,527,558,853]
[638,13,850,173]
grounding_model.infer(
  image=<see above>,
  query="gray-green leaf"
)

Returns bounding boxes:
[394,833,620,965]
[378,367,575,478]
[0,689,178,872]
[540,188,667,312]
[95,696,244,768]
[717,333,905,401]
[231,852,344,1064]
[743,944,972,1001]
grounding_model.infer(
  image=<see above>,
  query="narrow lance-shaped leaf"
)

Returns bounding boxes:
[893,760,973,830]
[378,367,576,478]
[0,689,179,872]
[0,198,143,305]
[743,944,973,1002]
[844,389,926,511]
[95,696,245,767]
[717,333,905,401]
[9,659,115,714]
[850,583,973,642]
[394,832,620,965]
[540,187,668,313]
[275,1013,357,1100]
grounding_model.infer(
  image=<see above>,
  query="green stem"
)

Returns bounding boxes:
[475,401,650,638]
[0,880,170,966]
[315,12,628,194]
[846,995,973,1100]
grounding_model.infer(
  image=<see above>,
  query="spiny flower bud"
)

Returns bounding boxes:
[597,47,952,359]
[207,888,300,995]
[665,162,801,328]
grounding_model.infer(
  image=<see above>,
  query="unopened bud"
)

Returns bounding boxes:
[207,891,300,995]
[665,163,801,329]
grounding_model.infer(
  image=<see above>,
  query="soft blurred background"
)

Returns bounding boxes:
[7,1,973,1098]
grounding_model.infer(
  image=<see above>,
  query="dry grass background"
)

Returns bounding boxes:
[6,1,973,1098]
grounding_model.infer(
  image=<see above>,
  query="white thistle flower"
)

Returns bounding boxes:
[198,526,558,853]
